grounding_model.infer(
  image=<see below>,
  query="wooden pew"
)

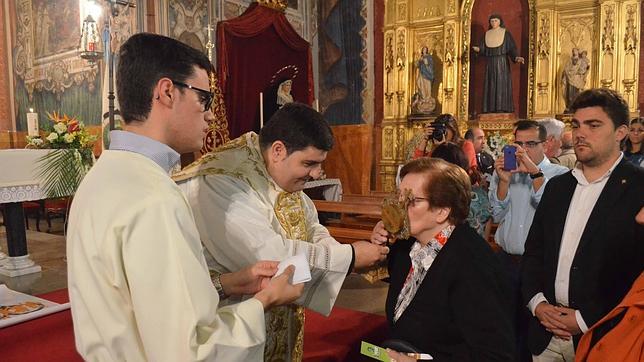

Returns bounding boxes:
[313,194,385,244]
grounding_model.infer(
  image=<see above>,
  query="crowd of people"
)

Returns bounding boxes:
[65,33,642,362]
[378,89,643,361]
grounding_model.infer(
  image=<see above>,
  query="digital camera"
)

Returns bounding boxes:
[430,121,447,141]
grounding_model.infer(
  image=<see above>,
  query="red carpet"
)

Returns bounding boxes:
[0,289,387,361]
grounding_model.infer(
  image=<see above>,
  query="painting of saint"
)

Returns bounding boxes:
[169,0,208,53]
[32,0,80,59]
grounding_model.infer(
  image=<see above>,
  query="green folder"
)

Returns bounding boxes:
[360,341,391,362]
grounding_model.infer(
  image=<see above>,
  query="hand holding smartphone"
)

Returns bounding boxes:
[503,145,517,171]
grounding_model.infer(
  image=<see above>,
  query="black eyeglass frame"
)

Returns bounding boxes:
[171,80,214,112]
[514,140,544,148]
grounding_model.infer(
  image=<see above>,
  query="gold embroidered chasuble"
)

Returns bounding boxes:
[174,132,353,362]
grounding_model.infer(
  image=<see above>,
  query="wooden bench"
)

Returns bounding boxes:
[313,194,386,244]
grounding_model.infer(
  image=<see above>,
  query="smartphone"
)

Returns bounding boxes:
[503,145,517,171]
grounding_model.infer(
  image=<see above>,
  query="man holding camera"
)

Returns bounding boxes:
[489,120,568,358]
[490,120,568,260]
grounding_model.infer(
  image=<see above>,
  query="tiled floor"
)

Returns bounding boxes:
[0,217,388,315]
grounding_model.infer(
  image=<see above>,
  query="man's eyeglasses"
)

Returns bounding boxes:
[514,140,544,148]
[172,81,214,112]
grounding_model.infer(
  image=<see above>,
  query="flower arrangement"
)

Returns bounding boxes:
[25,111,97,198]
[486,131,512,159]
[26,111,97,150]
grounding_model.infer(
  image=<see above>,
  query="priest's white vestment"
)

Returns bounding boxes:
[174,132,353,361]
[67,150,266,362]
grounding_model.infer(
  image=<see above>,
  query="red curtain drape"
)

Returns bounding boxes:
[217,3,314,138]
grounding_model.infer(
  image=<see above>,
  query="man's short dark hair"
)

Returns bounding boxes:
[570,88,630,129]
[117,33,212,124]
[259,103,334,153]
[464,129,474,141]
[514,120,546,141]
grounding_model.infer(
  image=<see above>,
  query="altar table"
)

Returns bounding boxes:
[0,149,63,277]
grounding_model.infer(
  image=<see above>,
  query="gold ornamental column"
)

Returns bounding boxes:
[617,0,640,112]
[598,0,640,113]
[533,8,556,117]
[380,1,411,192]
[599,1,619,90]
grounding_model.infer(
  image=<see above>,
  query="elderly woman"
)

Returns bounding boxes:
[371,158,515,361]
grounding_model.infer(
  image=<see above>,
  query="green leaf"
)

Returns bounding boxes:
[36,149,92,199]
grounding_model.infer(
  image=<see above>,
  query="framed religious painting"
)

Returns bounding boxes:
[155,0,217,56]
[9,0,143,132]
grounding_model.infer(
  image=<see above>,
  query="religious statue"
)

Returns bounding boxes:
[472,14,525,113]
[276,79,294,107]
[562,48,589,112]
[411,46,436,114]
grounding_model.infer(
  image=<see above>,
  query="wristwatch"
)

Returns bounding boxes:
[529,169,544,179]
[210,271,228,299]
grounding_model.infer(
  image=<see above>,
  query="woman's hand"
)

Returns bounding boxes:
[422,123,434,141]
[386,349,416,362]
[515,56,525,64]
[472,46,480,53]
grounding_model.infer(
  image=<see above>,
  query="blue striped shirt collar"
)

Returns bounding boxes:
[108,130,180,173]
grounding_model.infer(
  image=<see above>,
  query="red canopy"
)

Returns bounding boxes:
[217,3,314,138]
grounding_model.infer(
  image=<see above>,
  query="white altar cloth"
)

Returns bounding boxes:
[0,149,53,204]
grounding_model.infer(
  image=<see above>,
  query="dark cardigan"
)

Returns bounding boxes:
[386,223,515,361]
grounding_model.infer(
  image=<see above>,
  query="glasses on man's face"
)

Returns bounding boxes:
[514,140,543,148]
[171,81,214,112]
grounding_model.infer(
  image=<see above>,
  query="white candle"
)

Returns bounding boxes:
[26,108,39,137]
[259,92,264,129]
[314,99,319,112]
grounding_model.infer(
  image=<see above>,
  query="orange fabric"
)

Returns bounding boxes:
[412,147,427,160]
[412,140,477,169]
[575,272,644,362]
[461,140,478,169]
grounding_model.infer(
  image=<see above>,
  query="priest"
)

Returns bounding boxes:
[174,103,389,361]
[67,33,303,362]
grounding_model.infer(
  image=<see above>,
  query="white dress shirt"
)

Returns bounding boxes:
[528,154,624,333]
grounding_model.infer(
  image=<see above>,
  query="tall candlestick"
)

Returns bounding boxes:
[26,108,39,137]
[259,92,264,129]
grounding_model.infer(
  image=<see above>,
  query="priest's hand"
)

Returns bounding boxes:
[352,240,389,271]
[253,265,304,310]
[220,261,279,296]
[370,221,390,245]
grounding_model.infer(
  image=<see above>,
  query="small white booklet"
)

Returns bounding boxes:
[274,253,311,284]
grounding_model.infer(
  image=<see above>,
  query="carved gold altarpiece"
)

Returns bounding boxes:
[379,0,641,192]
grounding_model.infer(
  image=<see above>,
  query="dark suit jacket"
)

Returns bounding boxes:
[520,159,644,354]
[386,224,515,361]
